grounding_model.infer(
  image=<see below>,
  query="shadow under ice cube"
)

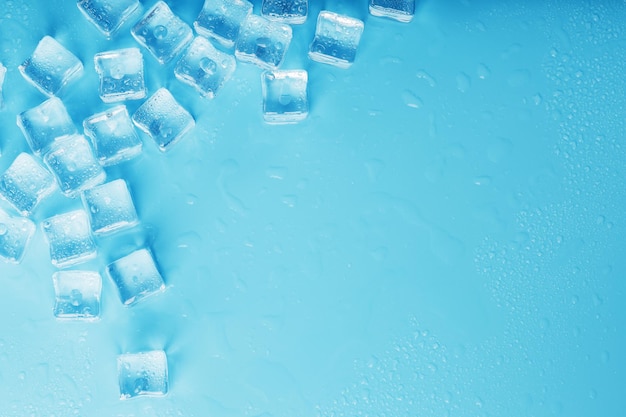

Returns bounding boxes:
[52,270,102,319]
[308,11,364,69]
[262,70,308,124]
[0,152,56,216]
[42,209,97,268]
[0,208,36,264]
[106,248,165,305]
[94,48,147,103]
[77,0,141,37]
[117,350,169,399]
[194,0,253,48]
[235,14,292,70]
[17,97,77,155]
[82,179,139,235]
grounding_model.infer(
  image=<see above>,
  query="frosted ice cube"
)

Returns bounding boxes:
[77,0,141,37]
[82,179,139,235]
[131,1,193,64]
[83,105,142,166]
[369,0,415,23]
[0,208,36,264]
[94,48,147,103]
[52,270,102,320]
[0,152,57,216]
[0,62,6,107]
[106,248,165,305]
[235,14,292,70]
[261,0,308,24]
[19,36,84,96]
[261,70,308,124]
[43,134,107,197]
[308,11,364,69]
[42,209,97,268]
[132,88,195,152]
[117,350,169,399]
[174,36,236,99]
[194,0,253,48]
[17,97,78,155]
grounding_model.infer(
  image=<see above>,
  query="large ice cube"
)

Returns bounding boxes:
[77,0,141,37]
[132,88,195,152]
[94,48,147,103]
[42,209,97,268]
[193,0,253,48]
[131,1,193,64]
[19,36,84,96]
[308,11,364,69]
[261,0,308,24]
[43,135,106,197]
[369,0,415,23]
[261,69,308,124]
[52,270,102,320]
[235,14,292,70]
[83,105,143,166]
[17,97,77,155]
[106,248,165,305]
[0,152,57,216]
[117,350,169,399]
[174,36,236,99]
[0,208,36,264]
[82,179,139,235]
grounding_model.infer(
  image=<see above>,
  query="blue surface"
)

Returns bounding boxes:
[0,0,625,416]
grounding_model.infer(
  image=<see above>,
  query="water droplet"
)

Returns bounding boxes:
[0,223,7,236]
[401,90,423,109]
[456,72,471,92]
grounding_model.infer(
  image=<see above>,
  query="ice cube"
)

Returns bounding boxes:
[308,11,364,69]
[43,134,107,197]
[0,62,6,107]
[82,179,139,235]
[261,0,308,24]
[0,208,36,264]
[106,248,165,305]
[83,105,142,166]
[131,1,193,64]
[194,0,253,48]
[235,14,292,70]
[0,152,57,216]
[174,36,236,99]
[117,350,169,399]
[42,209,97,268]
[77,0,141,37]
[261,69,308,124]
[17,97,78,155]
[19,36,84,96]
[52,270,102,320]
[94,48,147,103]
[132,88,195,152]
[369,0,415,23]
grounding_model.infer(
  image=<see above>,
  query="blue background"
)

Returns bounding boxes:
[0,0,625,416]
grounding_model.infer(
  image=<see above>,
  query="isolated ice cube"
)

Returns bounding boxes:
[52,270,102,319]
[132,88,195,152]
[43,134,107,197]
[106,248,165,305]
[308,11,364,69]
[194,0,253,48]
[42,209,97,268]
[83,105,142,166]
[17,97,78,155]
[0,152,57,216]
[369,0,415,23]
[77,0,141,37]
[117,350,169,399]
[82,179,139,235]
[19,36,84,96]
[235,14,292,70]
[262,70,308,124]
[261,0,308,24]
[0,208,36,264]
[131,1,193,64]
[174,36,236,99]
[94,48,147,103]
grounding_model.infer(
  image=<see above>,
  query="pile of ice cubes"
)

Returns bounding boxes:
[0,0,415,401]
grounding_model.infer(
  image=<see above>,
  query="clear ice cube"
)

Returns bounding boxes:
[369,0,415,23]
[193,0,253,48]
[94,48,147,103]
[77,0,141,37]
[261,0,308,24]
[82,179,139,235]
[52,270,102,319]
[117,350,169,399]
[0,208,36,264]
[308,11,364,69]
[106,248,165,305]
[261,69,308,124]
[235,14,292,70]
[42,209,97,268]
[17,97,78,155]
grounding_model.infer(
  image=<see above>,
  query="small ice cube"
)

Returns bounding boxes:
[235,14,292,70]
[17,97,78,155]
[77,0,141,37]
[43,134,107,197]
[262,70,308,124]
[106,248,165,305]
[117,350,169,399]
[308,11,364,69]
[131,1,193,64]
[83,105,143,166]
[52,270,102,320]
[42,209,97,268]
[0,152,57,216]
[369,0,415,23]
[0,208,36,264]
[82,179,139,235]
[261,0,308,24]
[132,88,195,152]
[19,36,84,96]
[94,48,147,103]
[194,0,253,48]
[174,36,236,99]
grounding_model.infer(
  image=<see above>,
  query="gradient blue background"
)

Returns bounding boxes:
[0,0,624,416]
